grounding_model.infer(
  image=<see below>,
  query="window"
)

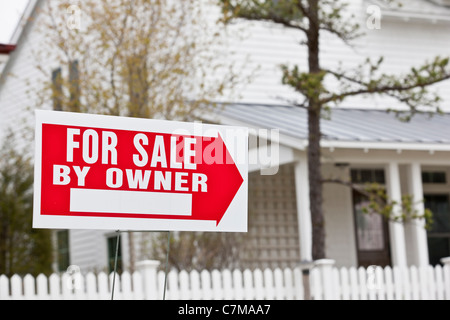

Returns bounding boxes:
[51,67,62,111]
[107,235,123,274]
[57,230,70,272]
[352,191,391,268]
[422,171,446,184]
[51,60,80,112]
[424,194,450,266]
[68,60,80,112]
[351,169,385,184]
[355,201,385,251]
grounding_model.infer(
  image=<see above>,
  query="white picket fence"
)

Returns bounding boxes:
[1,260,450,300]
[309,261,450,300]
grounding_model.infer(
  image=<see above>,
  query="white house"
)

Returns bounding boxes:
[1,0,450,274]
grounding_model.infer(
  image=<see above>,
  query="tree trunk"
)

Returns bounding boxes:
[308,106,325,260]
[307,0,326,260]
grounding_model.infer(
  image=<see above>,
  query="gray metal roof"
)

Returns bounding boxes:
[217,103,450,145]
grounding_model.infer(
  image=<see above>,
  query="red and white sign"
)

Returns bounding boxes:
[33,110,248,232]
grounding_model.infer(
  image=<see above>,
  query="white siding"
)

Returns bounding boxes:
[69,230,130,273]
[69,230,109,273]
[0,0,55,147]
[218,1,450,110]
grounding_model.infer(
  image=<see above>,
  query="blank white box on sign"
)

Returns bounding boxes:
[70,188,192,216]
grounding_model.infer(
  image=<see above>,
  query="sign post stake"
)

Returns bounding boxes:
[163,231,171,300]
[111,230,121,300]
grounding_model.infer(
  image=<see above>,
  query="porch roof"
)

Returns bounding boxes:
[215,103,450,150]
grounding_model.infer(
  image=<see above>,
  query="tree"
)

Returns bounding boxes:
[0,130,53,277]
[34,0,240,119]
[219,0,450,260]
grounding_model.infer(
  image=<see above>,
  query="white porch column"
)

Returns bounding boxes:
[385,162,407,267]
[405,163,429,267]
[294,154,312,262]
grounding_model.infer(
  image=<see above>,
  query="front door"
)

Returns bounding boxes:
[424,194,450,266]
[353,190,391,268]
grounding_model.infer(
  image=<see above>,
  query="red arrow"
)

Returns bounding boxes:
[191,133,244,226]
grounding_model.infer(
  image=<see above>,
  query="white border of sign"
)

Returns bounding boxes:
[33,110,248,232]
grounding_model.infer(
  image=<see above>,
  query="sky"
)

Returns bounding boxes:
[0,0,29,43]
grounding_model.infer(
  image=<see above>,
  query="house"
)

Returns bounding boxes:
[0,0,450,275]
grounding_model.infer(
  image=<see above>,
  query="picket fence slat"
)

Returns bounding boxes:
[201,269,212,300]
[132,271,144,300]
[392,266,402,299]
[86,272,97,300]
[402,267,411,300]
[434,265,444,300]
[23,274,35,300]
[11,275,22,299]
[36,274,48,300]
[384,267,394,300]
[168,270,179,300]
[243,269,254,299]
[233,269,244,300]
[179,270,190,300]
[310,267,322,300]
[264,268,275,300]
[444,265,450,300]
[0,275,9,300]
[254,269,264,300]
[348,267,359,300]
[157,270,165,300]
[375,267,385,300]
[358,267,367,300]
[340,268,350,300]
[97,272,109,300]
[427,265,436,300]
[212,270,222,300]
[293,268,303,300]
[332,268,340,300]
[190,270,201,300]
[109,273,121,300]
[410,266,420,300]
[223,269,233,300]
[274,268,284,300]
[2,262,450,300]
[121,272,133,300]
[419,266,429,300]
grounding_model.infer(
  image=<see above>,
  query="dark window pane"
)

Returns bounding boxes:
[57,230,70,272]
[427,237,450,266]
[424,194,450,266]
[361,170,372,183]
[374,170,385,184]
[422,171,446,184]
[351,169,385,184]
[424,195,450,233]
[107,235,123,274]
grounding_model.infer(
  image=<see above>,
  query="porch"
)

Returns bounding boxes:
[210,104,450,269]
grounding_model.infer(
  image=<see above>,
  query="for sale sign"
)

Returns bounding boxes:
[33,110,248,232]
